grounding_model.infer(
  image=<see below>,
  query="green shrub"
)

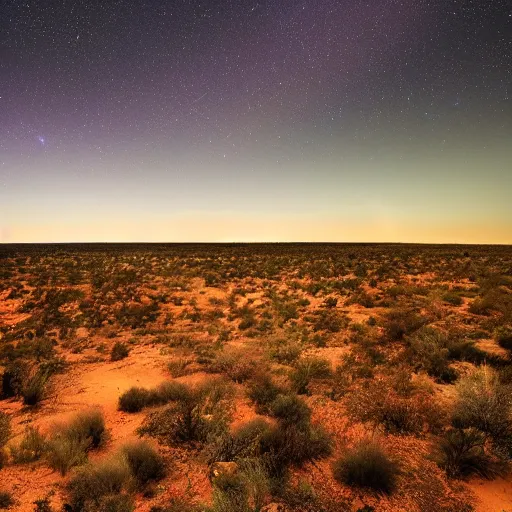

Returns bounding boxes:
[111,342,130,362]
[442,292,463,306]
[10,426,47,463]
[268,340,302,365]
[384,308,425,341]
[269,394,311,427]
[0,413,11,448]
[205,419,272,464]
[290,357,331,394]
[0,491,14,509]
[495,326,512,351]
[407,328,457,383]
[121,441,166,488]
[68,409,106,449]
[211,472,250,512]
[118,387,153,413]
[22,369,50,406]
[247,374,284,414]
[66,457,132,511]
[452,368,512,457]
[435,428,500,478]
[47,409,107,475]
[118,381,190,413]
[139,378,233,446]
[332,440,399,494]
[261,423,332,479]
[47,435,89,476]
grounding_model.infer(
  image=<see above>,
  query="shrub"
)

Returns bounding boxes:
[111,342,130,362]
[452,367,512,457]
[121,441,166,488]
[0,491,14,509]
[0,413,11,448]
[66,457,132,511]
[269,394,311,427]
[346,381,442,435]
[22,369,50,406]
[332,440,399,494]
[268,340,302,365]
[118,387,153,413]
[313,310,345,332]
[47,435,89,476]
[442,292,463,306]
[261,423,332,479]
[67,409,106,449]
[47,409,107,475]
[407,328,457,383]
[211,472,250,512]
[139,379,233,446]
[10,426,47,463]
[1,361,30,398]
[495,326,512,351]
[247,374,284,414]
[290,357,331,394]
[118,381,190,413]
[435,428,500,479]
[205,418,272,464]
[384,308,425,341]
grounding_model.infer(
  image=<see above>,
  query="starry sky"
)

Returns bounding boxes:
[1,0,511,243]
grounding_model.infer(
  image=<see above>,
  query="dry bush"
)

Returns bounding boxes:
[383,308,426,341]
[10,426,47,464]
[332,439,399,494]
[138,378,234,446]
[66,456,132,511]
[111,342,130,361]
[346,380,443,435]
[47,409,106,475]
[434,428,503,479]
[120,441,166,489]
[452,367,512,458]
[247,373,285,414]
[290,357,331,395]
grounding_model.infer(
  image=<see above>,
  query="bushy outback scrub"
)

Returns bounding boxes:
[65,440,165,511]
[47,408,107,475]
[332,439,399,495]
[137,378,234,446]
[435,367,512,478]
[205,391,332,507]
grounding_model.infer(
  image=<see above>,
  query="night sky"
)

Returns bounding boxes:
[1,1,511,243]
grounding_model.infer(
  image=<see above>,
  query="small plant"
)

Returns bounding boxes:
[435,428,499,479]
[118,387,153,413]
[269,394,311,428]
[47,435,89,476]
[495,326,512,351]
[22,369,50,406]
[384,308,425,341]
[10,426,47,463]
[47,409,106,475]
[121,441,166,489]
[111,342,130,362]
[452,367,512,458]
[0,491,14,509]
[66,457,132,511]
[247,373,283,414]
[0,413,11,448]
[332,440,399,494]
[290,357,331,394]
